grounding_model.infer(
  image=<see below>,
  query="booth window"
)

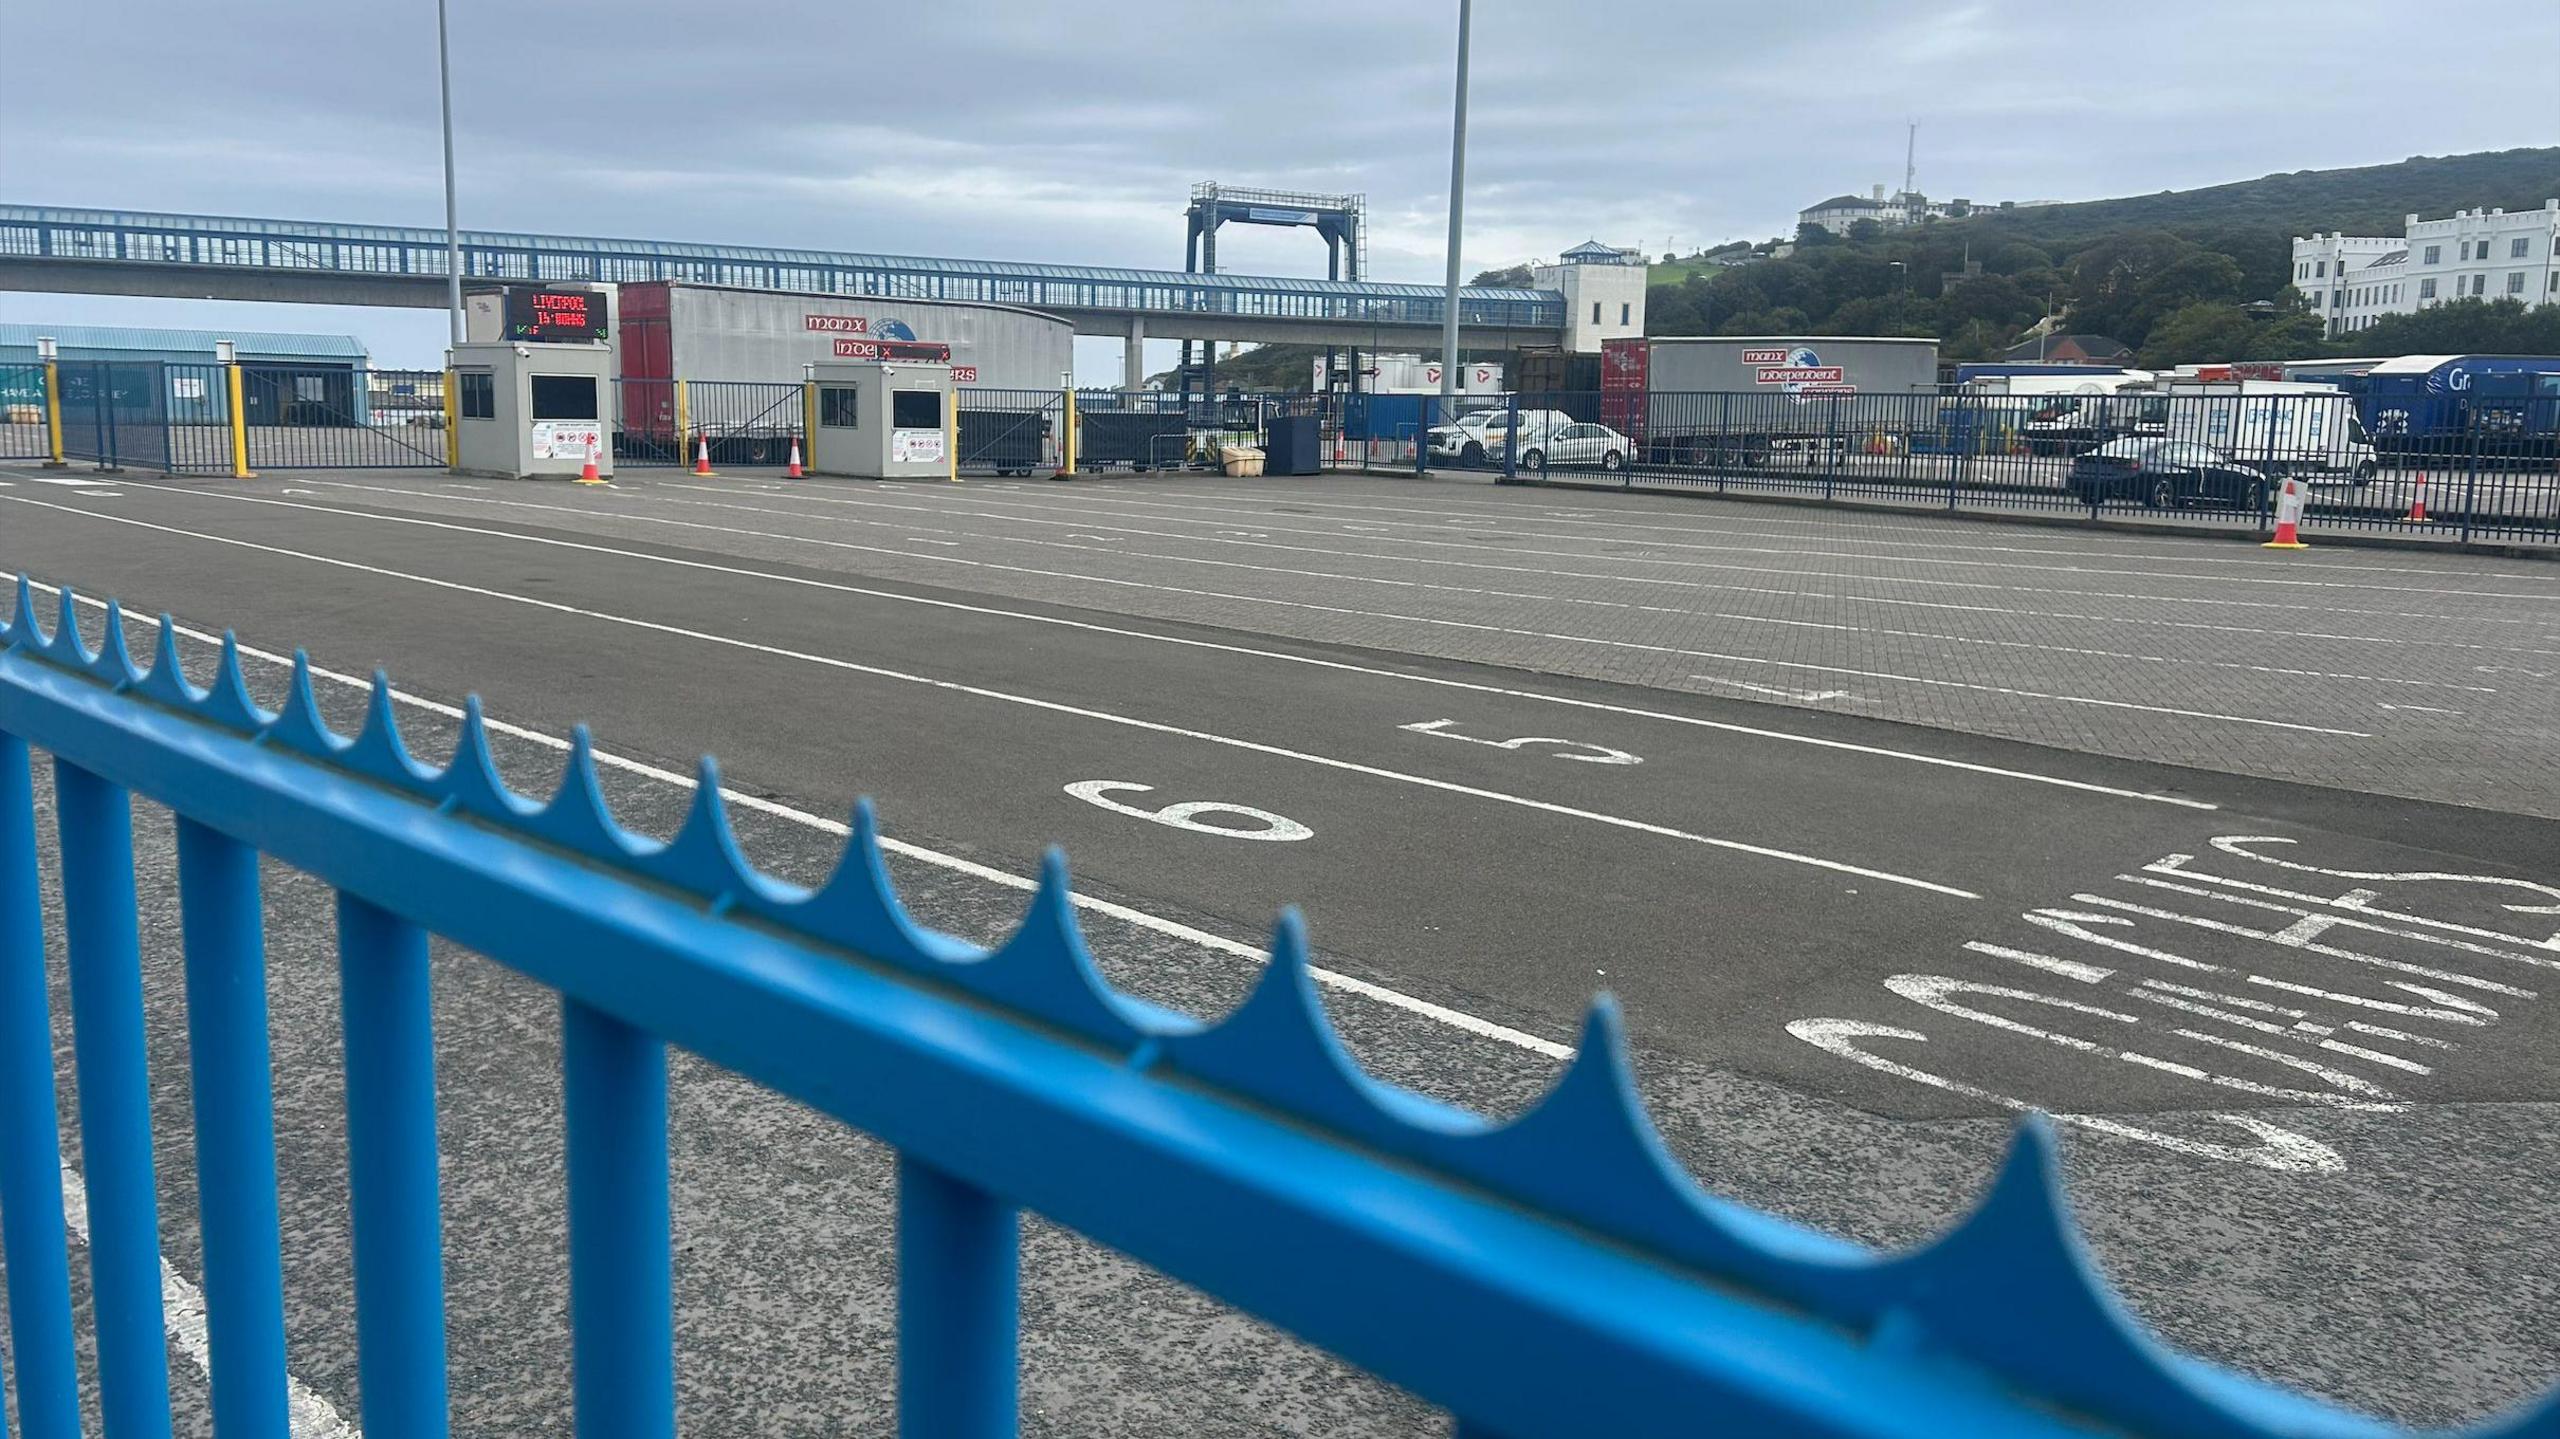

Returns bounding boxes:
[529,374,599,420]
[820,387,859,427]
[891,390,942,429]
[457,370,495,421]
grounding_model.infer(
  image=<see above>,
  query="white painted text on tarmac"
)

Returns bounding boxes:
[1789,835,2557,1173]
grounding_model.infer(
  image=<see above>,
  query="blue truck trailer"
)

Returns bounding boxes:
[2350,354,2560,458]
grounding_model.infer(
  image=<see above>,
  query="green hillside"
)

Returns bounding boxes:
[1645,146,2560,367]
[1202,149,2560,387]
[1973,147,2560,245]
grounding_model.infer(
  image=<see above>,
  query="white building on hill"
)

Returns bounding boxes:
[1796,184,1990,236]
[2292,200,2560,336]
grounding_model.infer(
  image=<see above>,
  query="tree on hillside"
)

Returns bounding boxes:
[1936,273,2045,336]
[1983,240,2055,276]
[2137,302,2326,366]
[2354,297,2560,355]
[1470,264,1534,288]
[2063,232,2249,347]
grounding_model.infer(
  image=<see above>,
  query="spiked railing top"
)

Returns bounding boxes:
[2,574,2539,1439]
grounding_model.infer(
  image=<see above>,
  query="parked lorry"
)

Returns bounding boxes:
[2348,354,2560,459]
[1960,370,2155,452]
[1600,336,1940,466]
[492,281,1075,465]
[2160,379,2378,480]
[1511,348,1603,421]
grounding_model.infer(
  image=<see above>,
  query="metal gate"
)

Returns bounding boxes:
[48,361,180,473]
[687,381,804,469]
[956,389,1059,476]
[240,367,447,470]
[0,365,49,462]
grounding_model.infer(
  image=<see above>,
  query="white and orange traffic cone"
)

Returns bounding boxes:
[693,434,716,475]
[576,435,603,484]
[786,438,804,479]
[2263,476,2309,549]
[2405,469,2432,523]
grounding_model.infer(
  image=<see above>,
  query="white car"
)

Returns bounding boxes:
[1505,421,1633,474]
[1428,407,1572,466]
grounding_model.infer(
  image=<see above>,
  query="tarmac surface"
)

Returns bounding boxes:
[2,462,2556,1435]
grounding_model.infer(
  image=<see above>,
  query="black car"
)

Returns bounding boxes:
[2067,439,2271,511]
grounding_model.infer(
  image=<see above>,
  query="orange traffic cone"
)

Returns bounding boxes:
[693,435,716,475]
[576,436,603,484]
[786,438,804,479]
[2405,470,2431,523]
[2263,476,2309,549]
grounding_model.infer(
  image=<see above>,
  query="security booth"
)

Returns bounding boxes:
[448,339,615,480]
[807,358,952,479]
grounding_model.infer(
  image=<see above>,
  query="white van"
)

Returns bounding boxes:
[2162,381,2379,481]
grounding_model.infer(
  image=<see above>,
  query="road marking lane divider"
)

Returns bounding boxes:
[615,489,2499,696]
[318,476,2560,662]
[200,484,2366,737]
[3,503,1983,900]
[26,581,1578,1061]
[910,482,2560,602]
[653,479,2560,627]
[1093,485,2555,581]
[27,484,2231,808]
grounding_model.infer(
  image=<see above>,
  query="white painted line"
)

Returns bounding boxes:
[624,488,2493,695]
[58,1161,357,1439]
[653,480,2560,647]
[34,583,1576,1060]
[1094,486,2560,584]
[1692,678,1865,704]
[47,483,2225,808]
[2377,702,2461,715]
[7,471,111,488]
[951,485,2560,602]
[268,482,2369,734]
[7,501,1983,900]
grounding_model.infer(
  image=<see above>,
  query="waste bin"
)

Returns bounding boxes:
[1219,445,1265,477]
[1264,415,1321,475]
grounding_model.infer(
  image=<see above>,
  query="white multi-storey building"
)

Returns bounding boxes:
[2404,201,2560,312]
[1796,184,1990,236]
[2292,200,2560,336]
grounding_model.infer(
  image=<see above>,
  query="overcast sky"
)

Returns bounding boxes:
[5,1,2556,374]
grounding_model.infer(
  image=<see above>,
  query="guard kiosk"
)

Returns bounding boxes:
[808,359,952,479]
[449,286,615,479]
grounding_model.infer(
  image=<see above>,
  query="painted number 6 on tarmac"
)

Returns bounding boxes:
[1063,781,1314,841]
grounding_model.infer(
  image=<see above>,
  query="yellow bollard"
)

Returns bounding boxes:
[40,359,66,468]
[442,369,459,470]
[946,393,959,484]
[225,363,256,479]
[1061,381,1079,479]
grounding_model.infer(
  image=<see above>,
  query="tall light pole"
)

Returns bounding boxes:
[1438,0,1472,419]
[437,0,464,347]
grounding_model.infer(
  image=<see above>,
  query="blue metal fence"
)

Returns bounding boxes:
[2,574,2548,1437]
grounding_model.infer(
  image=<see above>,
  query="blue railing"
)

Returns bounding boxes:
[0,204,1565,332]
[1,575,2547,1437]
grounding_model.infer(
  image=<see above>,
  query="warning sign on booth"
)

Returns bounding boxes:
[529,422,603,460]
[891,429,946,463]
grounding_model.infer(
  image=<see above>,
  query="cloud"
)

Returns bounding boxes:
[4,0,2554,367]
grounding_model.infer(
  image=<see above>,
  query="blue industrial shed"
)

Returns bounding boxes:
[0,322,371,426]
